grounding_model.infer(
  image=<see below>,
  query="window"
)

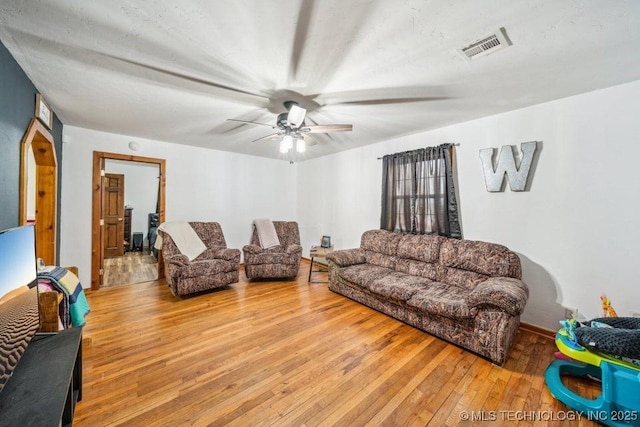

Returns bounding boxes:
[381,144,461,238]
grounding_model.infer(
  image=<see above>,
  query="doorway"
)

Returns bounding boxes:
[91,152,166,290]
[102,160,160,287]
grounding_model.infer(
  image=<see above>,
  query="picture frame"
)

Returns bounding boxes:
[321,235,331,248]
[35,94,53,129]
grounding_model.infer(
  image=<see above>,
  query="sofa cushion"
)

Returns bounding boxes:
[439,239,522,279]
[440,267,489,291]
[340,264,394,290]
[359,230,400,269]
[397,234,445,263]
[395,258,443,282]
[364,251,397,269]
[369,272,433,303]
[406,283,472,320]
[361,229,402,255]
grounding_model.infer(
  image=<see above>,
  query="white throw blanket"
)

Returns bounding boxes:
[254,219,280,249]
[155,222,207,261]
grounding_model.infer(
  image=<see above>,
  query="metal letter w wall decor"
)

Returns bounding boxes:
[479,141,538,192]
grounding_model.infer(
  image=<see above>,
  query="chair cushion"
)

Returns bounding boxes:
[246,252,299,265]
[180,259,236,278]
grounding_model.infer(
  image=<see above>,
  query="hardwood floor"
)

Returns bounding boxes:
[102,251,158,288]
[76,262,601,426]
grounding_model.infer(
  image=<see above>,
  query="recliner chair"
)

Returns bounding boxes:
[159,222,240,296]
[243,221,302,280]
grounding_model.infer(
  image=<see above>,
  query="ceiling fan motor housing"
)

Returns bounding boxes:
[277,112,291,129]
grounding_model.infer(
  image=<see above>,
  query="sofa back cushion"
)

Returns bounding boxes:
[395,259,443,282]
[439,239,522,280]
[361,229,401,269]
[397,234,445,263]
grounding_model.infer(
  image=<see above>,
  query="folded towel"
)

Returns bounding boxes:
[156,222,207,261]
[254,219,280,249]
[38,266,90,327]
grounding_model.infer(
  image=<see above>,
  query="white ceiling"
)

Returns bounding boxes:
[1,1,639,161]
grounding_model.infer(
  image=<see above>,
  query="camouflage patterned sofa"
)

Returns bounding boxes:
[326,229,528,365]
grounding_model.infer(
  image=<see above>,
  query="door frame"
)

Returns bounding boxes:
[91,151,166,290]
[19,118,58,265]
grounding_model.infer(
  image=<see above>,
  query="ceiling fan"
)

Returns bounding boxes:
[227,101,352,153]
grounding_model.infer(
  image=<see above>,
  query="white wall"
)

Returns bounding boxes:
[60,127,297,287]
[297,80,640,330]
[60,80,640,330]
[105,159,159,247]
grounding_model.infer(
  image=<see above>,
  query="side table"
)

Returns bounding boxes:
[308,246,333,283]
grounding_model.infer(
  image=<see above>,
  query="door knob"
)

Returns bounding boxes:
[118,218,123,221]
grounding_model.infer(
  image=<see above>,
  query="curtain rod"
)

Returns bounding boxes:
[377,143,460,159]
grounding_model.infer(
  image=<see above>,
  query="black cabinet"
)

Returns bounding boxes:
[124,207,133,251]
[0,327,83,426]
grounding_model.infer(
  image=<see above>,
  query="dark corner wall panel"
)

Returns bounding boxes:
[0,39,63,262]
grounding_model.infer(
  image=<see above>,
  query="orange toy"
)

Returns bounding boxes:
[600,294,618,318]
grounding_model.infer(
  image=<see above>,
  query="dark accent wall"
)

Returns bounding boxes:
[0,39,63,262]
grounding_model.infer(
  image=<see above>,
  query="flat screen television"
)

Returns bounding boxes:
[0,225,40,393]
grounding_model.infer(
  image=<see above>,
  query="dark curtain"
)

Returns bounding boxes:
[380,144,461,238]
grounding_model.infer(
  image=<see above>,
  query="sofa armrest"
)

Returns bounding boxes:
[286,244,303,255]
[468,277,529,317]
[243,244,263,255]
[326,248,366,267]
[215,248,241,263]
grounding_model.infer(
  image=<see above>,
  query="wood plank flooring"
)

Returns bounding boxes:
[102,251,158,288]
[75,262,601,426]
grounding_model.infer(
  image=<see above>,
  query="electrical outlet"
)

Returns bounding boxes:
[631,312,640,318]
[564,307,577,319]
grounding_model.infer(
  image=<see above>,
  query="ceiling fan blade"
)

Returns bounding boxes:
[287,104,307,127]
[301,134,319,146]
[227,119,275,128]
[252,133,281,143]
[301,124,353,133]
[304,115,335,141]
[290,0,316,81]
[217,110,272,134]
[313,86,452,106]
[102,54,269,102]
[331,97,448,106]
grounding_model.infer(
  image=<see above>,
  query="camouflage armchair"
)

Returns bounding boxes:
[243,221,302,280]
[160,222,240,296]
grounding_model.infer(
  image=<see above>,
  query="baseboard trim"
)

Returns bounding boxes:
[519,322,555,340]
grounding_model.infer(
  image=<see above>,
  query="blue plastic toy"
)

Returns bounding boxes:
[545,318,640,427]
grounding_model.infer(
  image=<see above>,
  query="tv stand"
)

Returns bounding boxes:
[0,327,82,426]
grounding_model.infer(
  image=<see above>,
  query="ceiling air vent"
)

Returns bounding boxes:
[458,27,511,61]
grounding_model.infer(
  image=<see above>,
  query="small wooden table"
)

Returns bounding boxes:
[308,246,333,283]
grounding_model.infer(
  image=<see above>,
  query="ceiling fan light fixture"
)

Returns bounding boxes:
[280,134,293,153]
[296,138,306,153]
[287,104,307,127]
